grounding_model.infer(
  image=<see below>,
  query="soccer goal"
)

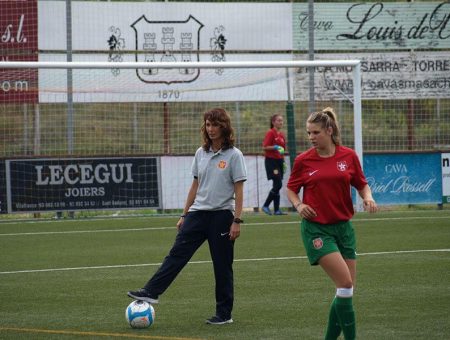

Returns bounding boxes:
[0,60,362,214]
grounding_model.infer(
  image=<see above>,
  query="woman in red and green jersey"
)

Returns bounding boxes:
[287,107,377,340]
[262,114,287,215]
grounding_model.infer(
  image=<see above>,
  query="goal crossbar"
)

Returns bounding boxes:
[0,60,360,69]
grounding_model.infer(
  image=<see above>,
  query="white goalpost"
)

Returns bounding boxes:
[0,60,363,213]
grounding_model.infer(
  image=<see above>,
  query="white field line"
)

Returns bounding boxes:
[0,213,449,228]
[0,226,175,236]
[1,215,449,237]
[1,249,449,275]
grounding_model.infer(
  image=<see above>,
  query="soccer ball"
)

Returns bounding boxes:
[125,300,155,329]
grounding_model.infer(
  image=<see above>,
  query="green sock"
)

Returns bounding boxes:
[335,296,356,340]
[325,297,341,340]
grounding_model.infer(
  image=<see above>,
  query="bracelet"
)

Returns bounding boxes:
[180,214,186,218]
[294,202,302,209]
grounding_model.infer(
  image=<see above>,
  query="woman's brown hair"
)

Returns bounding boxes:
[201,108,235,151]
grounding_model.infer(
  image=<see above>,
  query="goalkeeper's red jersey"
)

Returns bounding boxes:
[287,145,368,225]
[263,128,286,160]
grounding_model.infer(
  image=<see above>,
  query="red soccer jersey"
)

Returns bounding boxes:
[287,145,368,224]
[263,128,286,160]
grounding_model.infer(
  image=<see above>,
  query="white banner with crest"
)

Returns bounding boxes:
[38,1,293,103]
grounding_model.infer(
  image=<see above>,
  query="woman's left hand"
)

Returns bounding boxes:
[229,223,241,241]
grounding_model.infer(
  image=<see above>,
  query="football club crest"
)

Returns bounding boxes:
[312,238,323,249]
[218,160,227,169]
[337,161,348,172]
[131,15,204,84]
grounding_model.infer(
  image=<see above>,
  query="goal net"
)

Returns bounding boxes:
[0,60,362,214]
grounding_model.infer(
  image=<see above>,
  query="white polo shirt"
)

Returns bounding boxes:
[189,146,247,212]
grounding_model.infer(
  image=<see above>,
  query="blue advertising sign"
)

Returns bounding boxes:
[363,153,442,205]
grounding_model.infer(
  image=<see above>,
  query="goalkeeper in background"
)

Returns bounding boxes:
[128,108,247,325]
[261,113,287,215]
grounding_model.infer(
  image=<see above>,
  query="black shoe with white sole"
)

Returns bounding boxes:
[127,288,159,304]
[205,315,233,325]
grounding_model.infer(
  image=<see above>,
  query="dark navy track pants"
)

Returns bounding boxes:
[143,210,235,319]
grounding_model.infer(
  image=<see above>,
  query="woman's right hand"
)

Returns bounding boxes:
[297,203,317,219]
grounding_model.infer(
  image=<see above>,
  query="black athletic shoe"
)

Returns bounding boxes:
[127,289,159,304]
[205,315,233,325]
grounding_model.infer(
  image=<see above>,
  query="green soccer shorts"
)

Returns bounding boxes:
[300,219,356,265]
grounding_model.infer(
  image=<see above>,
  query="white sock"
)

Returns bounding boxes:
[336,287,353,298]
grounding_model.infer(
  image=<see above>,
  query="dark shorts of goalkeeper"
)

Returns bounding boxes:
[301,219,356,266]
[264,157,285,180]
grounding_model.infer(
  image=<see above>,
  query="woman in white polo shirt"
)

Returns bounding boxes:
[128,108,247,325]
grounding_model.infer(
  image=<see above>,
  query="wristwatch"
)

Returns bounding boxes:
[233,217,244,224]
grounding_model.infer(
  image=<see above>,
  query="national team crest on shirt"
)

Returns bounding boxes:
[337,161,348,172]
[313,238,323,249]
[218,160,227,169]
